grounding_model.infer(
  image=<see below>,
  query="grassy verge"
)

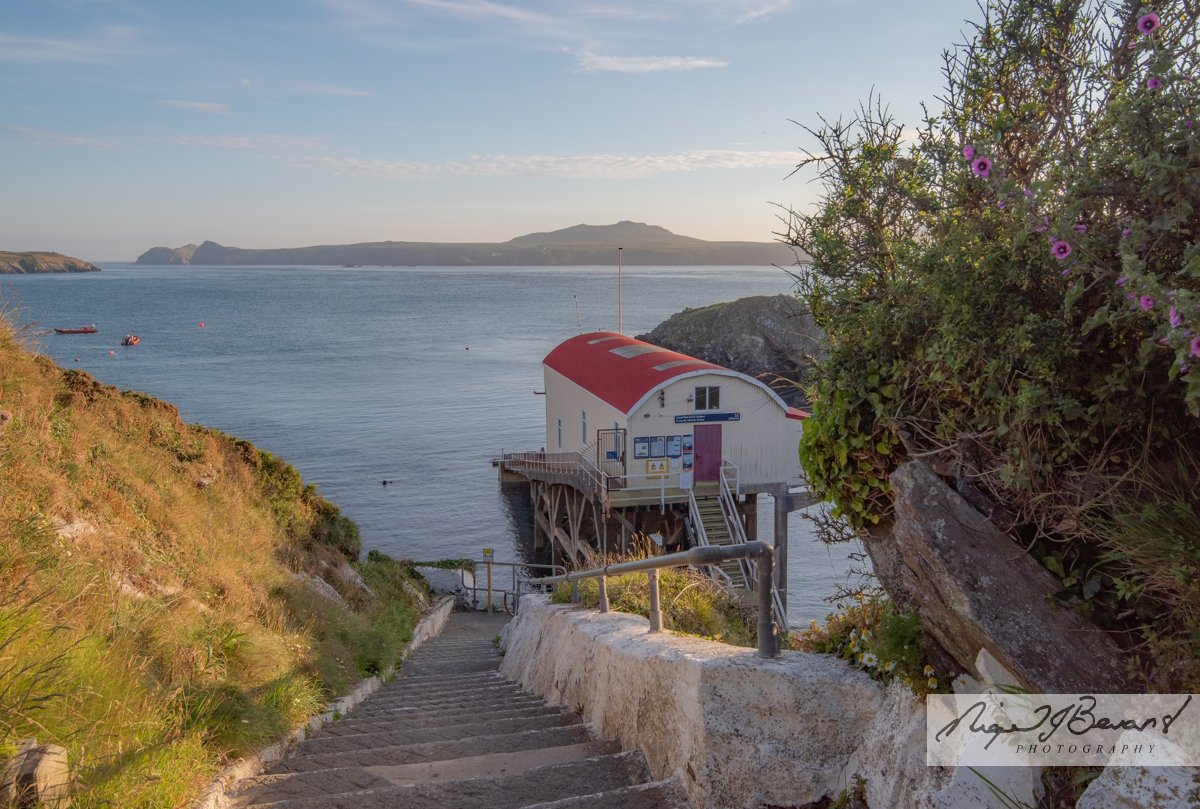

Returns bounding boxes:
[0,313,428,807]
[548,549,766,648]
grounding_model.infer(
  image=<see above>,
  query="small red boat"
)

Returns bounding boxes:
[54,324,97,334]
[121,335,140,346]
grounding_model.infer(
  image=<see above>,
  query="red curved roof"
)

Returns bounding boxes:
[544,332,732,414]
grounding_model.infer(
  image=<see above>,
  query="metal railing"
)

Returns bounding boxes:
[459,560,567,614]
[717,466,790,634]
[537,542,780,659]
[686,487,734,587]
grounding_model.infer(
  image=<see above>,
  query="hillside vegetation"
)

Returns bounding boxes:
[0,251,100,274]
[0,315,429,807]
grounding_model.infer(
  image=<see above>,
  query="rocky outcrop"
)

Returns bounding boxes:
[866,460,1129,693]
[0,740,71,808]
[134,223,800,266]
[637,295,823,405]
[0,251,99,274]
[135,243,197,265]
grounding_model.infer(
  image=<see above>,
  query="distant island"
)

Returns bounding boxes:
[135,221,799,267]
[0,251,101,274]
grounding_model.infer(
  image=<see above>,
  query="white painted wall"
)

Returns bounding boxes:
[627,373,802,489]
[543,366,626,452]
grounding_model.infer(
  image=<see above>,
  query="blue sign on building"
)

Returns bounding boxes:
[674,412,741,424]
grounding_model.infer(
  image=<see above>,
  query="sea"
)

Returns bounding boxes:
[0,263,865,624]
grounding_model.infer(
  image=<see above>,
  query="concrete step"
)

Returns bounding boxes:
[352,691,546,719]
[371,674,517,699]
[401,658,502,676]
[296,711,581,755]
[321,704,568,737]
[365,681,525,709]
[519,779,690,809]
[275,724,596,773]
[233,747,638,808]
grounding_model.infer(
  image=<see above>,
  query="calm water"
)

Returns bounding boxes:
[1,264,861,622]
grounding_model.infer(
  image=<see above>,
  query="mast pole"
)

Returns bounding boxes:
[617,246,624,334]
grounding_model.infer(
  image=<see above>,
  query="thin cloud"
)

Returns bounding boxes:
[0,26,137,64]
[3,125,110,149]
[287,149,798,180]
[160,100,230,114]
[294,82,373,97]
[161,134,327,152]
[577,51,728,73]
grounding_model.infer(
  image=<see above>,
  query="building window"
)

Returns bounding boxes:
[557,418,562,450]
[581,411,587,445]
[694,385,721,411]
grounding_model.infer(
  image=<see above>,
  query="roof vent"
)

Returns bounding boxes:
[610,344,672,359]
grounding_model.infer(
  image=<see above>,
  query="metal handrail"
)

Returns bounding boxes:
[687,488,734,587]
[537,542,780,659]
[716,471,790,634]
[460,560,567,614]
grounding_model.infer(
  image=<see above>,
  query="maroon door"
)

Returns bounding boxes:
[693,424,722,482]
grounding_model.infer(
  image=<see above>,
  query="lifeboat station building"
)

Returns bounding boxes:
[497,332,812,624]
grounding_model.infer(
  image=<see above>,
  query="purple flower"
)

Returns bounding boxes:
[1061,268,1072,277]
[1128,37,1140,49]
[1170,306,1183,328]
[1023,188,1033,198]
[971,156,992,177]
[1182,362,1191,374]
[1121,228,1132,238]
[1075,223,1088,234]
[1140,295,1155,311]
[1116,275,1128,287]
[1187,121,1195,129]
[1191,335,1200,358]
[1127,292,1138,301]
[997,199,1006,209]
[1051,240,1073,260]
[1147,76,1163,91]
[962,145,976,161]
[1137,13,1160,34]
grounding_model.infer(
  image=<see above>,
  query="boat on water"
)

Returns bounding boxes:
[121,335,140,346]
[54,324,97,334]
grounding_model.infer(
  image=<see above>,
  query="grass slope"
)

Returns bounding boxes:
[0,315,429,807]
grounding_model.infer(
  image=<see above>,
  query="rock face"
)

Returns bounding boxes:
[867,460,1129,693]
[0,251,100,274]
[0,740,71,808]
[637,294,823,405]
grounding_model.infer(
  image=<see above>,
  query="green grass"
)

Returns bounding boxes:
[0,312,429,806]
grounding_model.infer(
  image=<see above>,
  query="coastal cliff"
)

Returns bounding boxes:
[0,251,100,274]
[638,294,823,405]
[135,222,799,267]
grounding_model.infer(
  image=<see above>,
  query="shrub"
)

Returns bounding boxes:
[783,0,1199,685]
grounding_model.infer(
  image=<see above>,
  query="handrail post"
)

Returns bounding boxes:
[571,580,580,604]
[487,559,493,614]
[647,568,662,632]
[755,546,780,658]
[598,576,609,613]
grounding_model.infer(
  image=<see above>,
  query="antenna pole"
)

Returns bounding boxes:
[617,246,624,334]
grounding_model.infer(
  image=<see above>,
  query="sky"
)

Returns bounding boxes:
[1,0,981,260]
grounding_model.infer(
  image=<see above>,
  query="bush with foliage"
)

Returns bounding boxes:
[784,0,1198,688]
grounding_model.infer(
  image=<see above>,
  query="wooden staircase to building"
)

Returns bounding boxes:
[692,496,748,589]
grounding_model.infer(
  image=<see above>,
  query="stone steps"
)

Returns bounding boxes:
[231,610,686,809]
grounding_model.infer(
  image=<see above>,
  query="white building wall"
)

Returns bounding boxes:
[627,373,802,488]
[543,366,626,453]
